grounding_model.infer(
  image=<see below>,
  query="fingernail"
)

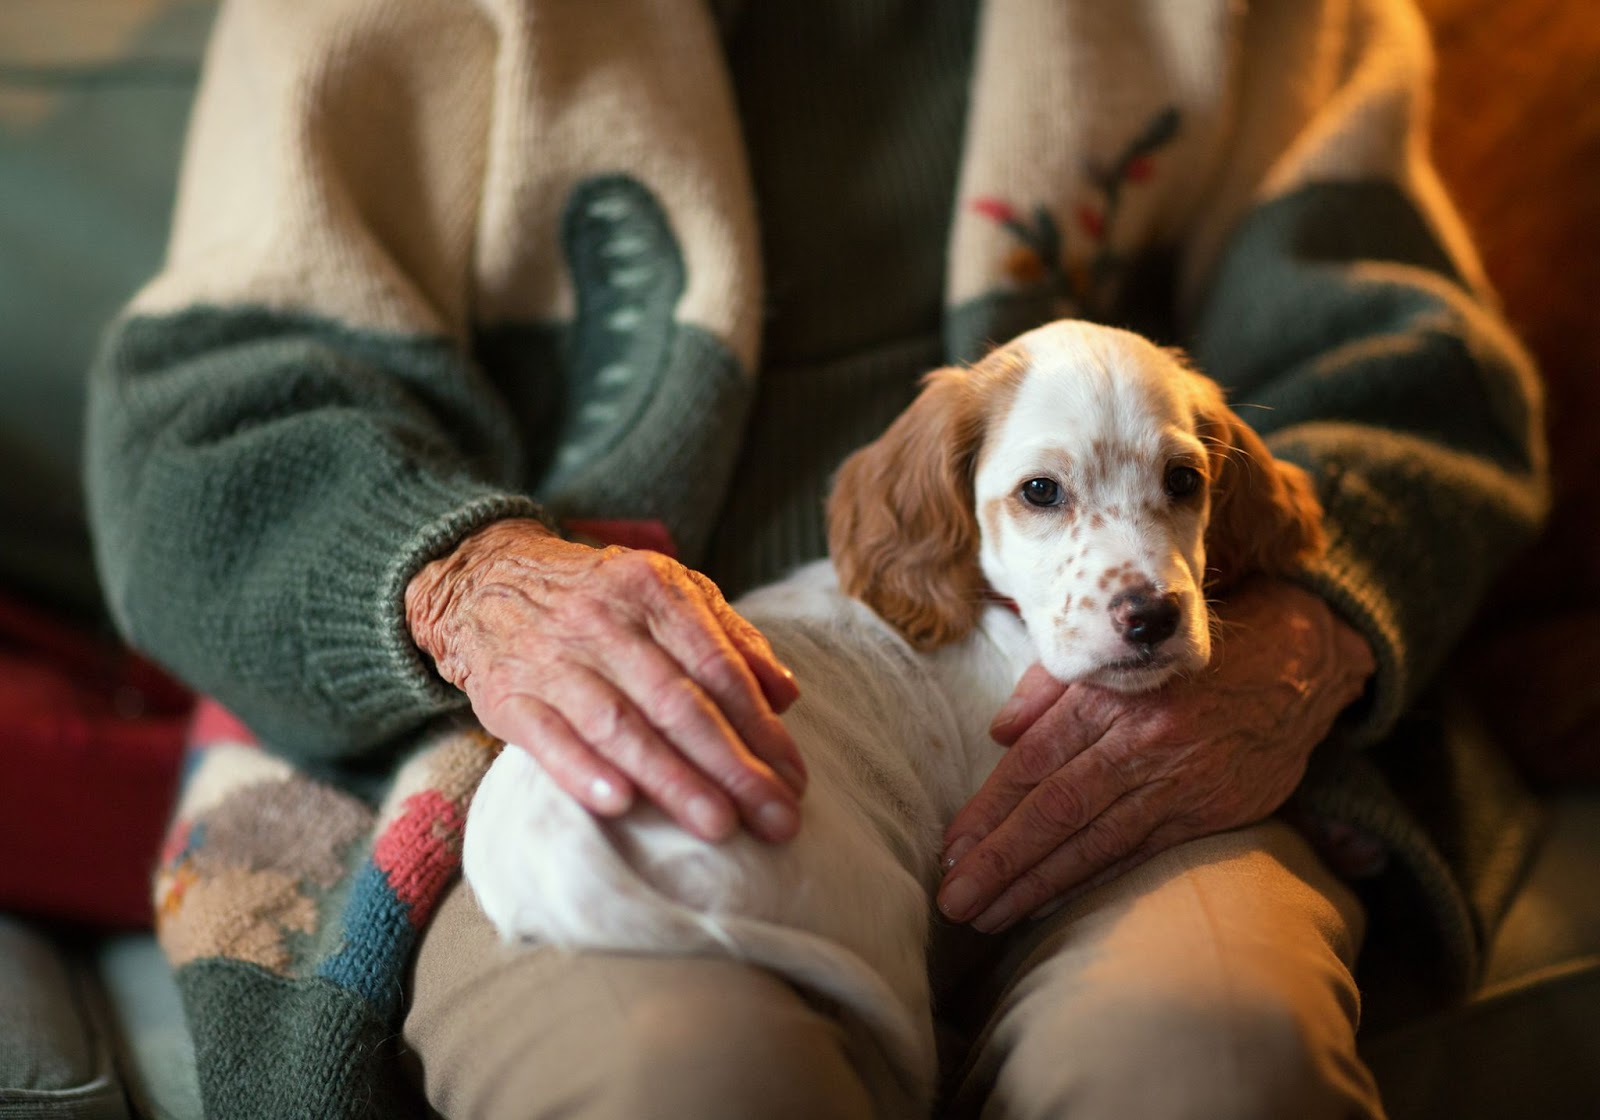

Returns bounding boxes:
[687,795,732,841]
[938,875,980,922]
[589,777,628,813]
[771,665,801,708]
[972,897,1014,934]
[756,800,799,841]
[942,835,976,871]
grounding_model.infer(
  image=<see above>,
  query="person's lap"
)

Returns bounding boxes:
[405,883,876,1120]
[934,818,1381,1118]
[403,819,1383,1119]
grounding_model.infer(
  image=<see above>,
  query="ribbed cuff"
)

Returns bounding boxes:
[1295,527,1408,751]
[297,471,548,749]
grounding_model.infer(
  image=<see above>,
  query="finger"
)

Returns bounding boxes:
[968,794,1162,934]
[937,743,1138,923]
[553,666,742,843]
[942,688,1104,855]
[690,573,802,715]
[714,618,807,793]
[604,639,802,843]
[498,697,636,816]
[989,662,1066,745]
[643,577,808,801]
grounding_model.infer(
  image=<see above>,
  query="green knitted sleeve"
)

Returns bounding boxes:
[86,306,546,762]
[81,0,547,764]
[1166,0,1552,747]
[1188,180,1549,745]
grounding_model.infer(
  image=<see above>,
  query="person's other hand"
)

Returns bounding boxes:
[406,518,806,844]
[937,577,1375,931]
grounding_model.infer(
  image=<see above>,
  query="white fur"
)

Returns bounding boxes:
[463,322,1219,1115]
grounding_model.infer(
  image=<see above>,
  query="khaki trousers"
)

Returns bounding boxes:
[403,819,1385,1119]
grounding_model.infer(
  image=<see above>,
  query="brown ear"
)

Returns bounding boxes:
[1193,379,1327,593]
[826,367,988,649]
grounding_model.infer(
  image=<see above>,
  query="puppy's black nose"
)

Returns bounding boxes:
[1110,588,1182,647]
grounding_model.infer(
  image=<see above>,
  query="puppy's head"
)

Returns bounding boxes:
[827,320,1325,691]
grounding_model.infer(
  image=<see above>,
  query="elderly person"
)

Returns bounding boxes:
[86,0,1546,1116]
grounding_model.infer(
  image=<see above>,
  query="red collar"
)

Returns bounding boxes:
[983,589,1021,616]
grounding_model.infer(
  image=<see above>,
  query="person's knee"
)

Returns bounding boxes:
[408,882,880,1120]
[985,976,1380,1120]
[583,965,878,1120]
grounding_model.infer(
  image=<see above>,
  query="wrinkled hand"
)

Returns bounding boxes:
[406,518,806,843]
[937,578,1375,932]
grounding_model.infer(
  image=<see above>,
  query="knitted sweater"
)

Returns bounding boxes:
[85,1,1548,1116]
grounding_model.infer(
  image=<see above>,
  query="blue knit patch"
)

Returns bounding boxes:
[315,859,416,1019]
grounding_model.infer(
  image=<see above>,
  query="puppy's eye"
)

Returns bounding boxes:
[1020,477,1063,507]
[1165,464,1203,500]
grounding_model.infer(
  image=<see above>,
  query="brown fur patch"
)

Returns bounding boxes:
[1188,375,1327,590]
[828,346,1028,649]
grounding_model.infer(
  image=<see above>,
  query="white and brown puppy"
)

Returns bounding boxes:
[830,318,1323,684]
[463,320,1324,1116]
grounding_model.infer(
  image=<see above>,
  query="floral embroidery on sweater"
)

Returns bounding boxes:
[971,106,1180,316]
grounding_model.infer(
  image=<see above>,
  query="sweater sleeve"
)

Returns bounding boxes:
[1180,0,1549,745]
[85,0,543,763]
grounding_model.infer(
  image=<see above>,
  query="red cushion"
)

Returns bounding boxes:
[0,591,191,928]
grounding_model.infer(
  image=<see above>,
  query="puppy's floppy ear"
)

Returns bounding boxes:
[1188,372,1327,593]
[827,367,988,649]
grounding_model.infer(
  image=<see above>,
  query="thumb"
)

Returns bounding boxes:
[989,662,1066,745]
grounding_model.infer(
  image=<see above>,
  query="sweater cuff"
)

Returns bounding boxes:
[1295,527,1408,751]
[299,473,548,747]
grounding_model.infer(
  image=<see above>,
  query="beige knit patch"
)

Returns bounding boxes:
[177,744,296,820]
[1248,0,1489,294]
[130,0,496,338]
[1179,0,1488,305]
[471,0,760,366]
[132,0,762,369]
[191,776,373,890]
[157,864,318,975]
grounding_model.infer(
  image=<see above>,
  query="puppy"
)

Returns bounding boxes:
[463,320,1324,1116]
